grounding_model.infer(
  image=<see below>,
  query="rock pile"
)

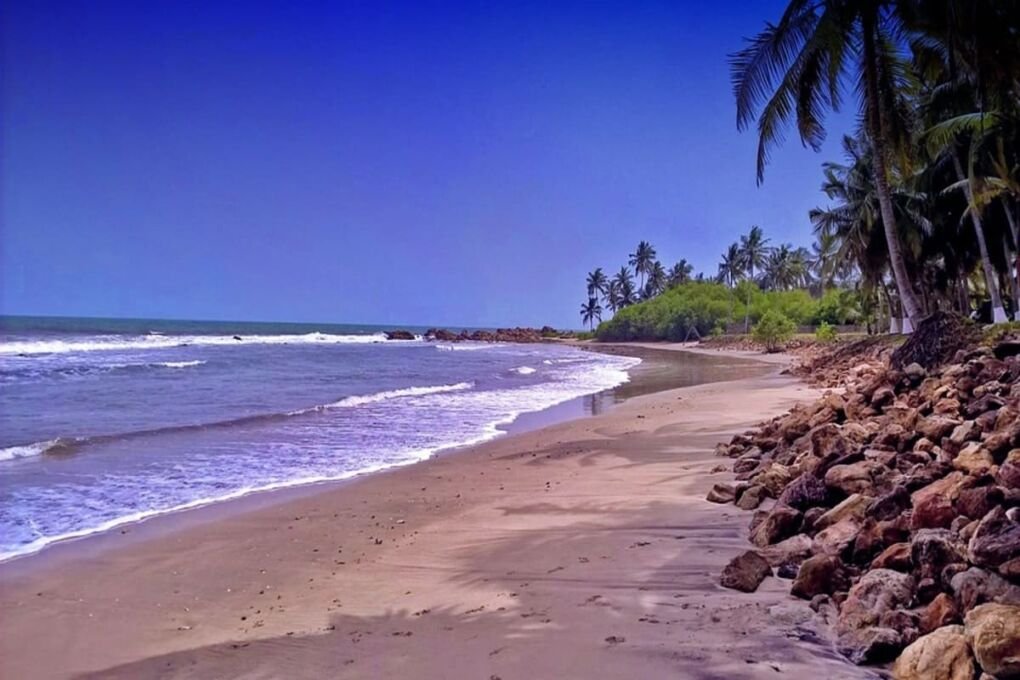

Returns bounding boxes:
[712,319,1020,674]
[423,327,549,343]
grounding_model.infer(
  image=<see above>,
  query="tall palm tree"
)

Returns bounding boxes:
[730,0,924,327]
[718,243,743,287]
[580,298,602,331]
[605,280,622,314]
[668,259,694,288]
[629,241,657,291]
[645,261,668,298]
[613,266,636,307]
[738,225,770,282]
[585,268,608,303]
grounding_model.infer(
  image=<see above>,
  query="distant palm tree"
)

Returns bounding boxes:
[738,226,770,282]
[668,259,693,288]
[717,243,743,287]
[605,280,622,314]
[629,241,657,291]
[580,297,602,331]
[585,268,608,302]
[613,266,636,307]
[644,261,667,298]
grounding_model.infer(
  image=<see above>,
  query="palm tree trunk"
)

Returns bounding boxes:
[861,11,922,331]
[1004,201,1020,316]
[952,152,1006,322]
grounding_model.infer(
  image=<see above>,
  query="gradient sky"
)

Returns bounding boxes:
[1,0,853,329]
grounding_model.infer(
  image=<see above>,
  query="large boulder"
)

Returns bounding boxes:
[954,443,996,477]
[706,483,736,504]
[951,567,1020,611]
[998,449,1020,490]
[917,415,964,442]
[777,473,829,510]
[735,484,766,510]
[815,493,873,532]
[958,486,1006,521]
[911,472,969,530]
[911,529,967,586]
[720,550,772,592]
[826,461,880,495]
[813,517,862,557]
[872,542,913,571]
[965,603,1020,679]
[749,505,802,547]
[891,625,975,680]
[919,593,961,635]
[837,569,917,663]
[968,507,1020,571]
[791,554,850,600]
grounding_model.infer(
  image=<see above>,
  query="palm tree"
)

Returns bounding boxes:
[645,261,668,298]
[718,243,743,287]
[730,0,924,328]
[580,297,602,331]
[585,268,608,303]
[613,266,636,307]
[629,241,657,291]
[738,225,770,282]
[605,280,622,314]
[667,259,693,288]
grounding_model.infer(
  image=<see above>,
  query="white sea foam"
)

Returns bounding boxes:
[289,382,474,415]
[155,360,206,369]
[0,332,411,355]
[434,343,498,351]
[0,439,66,462]
[511,366,537,375]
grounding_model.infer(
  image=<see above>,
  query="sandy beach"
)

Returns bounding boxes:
[0,346,877,679]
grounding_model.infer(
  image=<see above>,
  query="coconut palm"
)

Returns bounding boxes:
[605,280,622,314]
[585,268,608,303]
[580,297,602,331]
[730,0,924,326]
[644,261,668,298]
[629,241,657,291]
[738,225,770,282]
[613,266,636,307]
[717,243,743,287]
[668,259,694,288]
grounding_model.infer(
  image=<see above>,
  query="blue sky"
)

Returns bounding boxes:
[1,0,853,329]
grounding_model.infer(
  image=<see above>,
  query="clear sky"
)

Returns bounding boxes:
[1,0,853,329]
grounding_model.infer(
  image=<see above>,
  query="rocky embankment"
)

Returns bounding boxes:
[710,314,1020,678]
[385,327,563,343]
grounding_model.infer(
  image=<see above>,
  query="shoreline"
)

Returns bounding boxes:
[0,345,872,679]
[0,344,765,569]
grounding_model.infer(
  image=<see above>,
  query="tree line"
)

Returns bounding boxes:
[583,1,1019,336]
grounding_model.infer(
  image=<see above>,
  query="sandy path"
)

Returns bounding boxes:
[0,349,878,679]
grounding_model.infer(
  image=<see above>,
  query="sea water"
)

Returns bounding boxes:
[0,316,639,560]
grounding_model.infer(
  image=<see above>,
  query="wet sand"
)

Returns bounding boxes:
[0,346,877,679]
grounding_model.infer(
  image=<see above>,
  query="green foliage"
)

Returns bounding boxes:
[815,321,838,343]
[752,310,796,352]
[596,282,735,341]
[711,323,725,338]
[750,289,817,325]
[816,288,861,325]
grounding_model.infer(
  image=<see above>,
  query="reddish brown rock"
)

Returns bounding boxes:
[957,485,1005,520]
[720,550,772,592]
[968,506,1020,571]
[749,505,802,547]
[919,593,960,634]
[872,542,912,571]
[791,554,850,600]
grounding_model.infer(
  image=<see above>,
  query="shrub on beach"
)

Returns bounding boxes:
[752,310,795,352]
[596,282,735,341]
[815,321,837,343]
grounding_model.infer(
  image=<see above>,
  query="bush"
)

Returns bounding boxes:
[752,310,796,352]
[596,282,736,341]
[815,321,838,343]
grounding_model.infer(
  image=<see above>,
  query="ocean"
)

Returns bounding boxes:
[0,316,639,561]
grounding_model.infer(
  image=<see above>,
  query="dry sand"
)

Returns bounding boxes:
[0,346,879,679]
